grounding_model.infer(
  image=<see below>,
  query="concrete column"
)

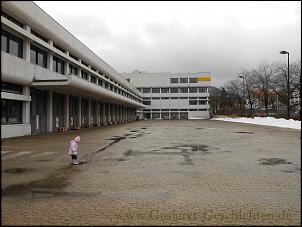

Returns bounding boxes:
[112,104,116,123]
[64,94,69,129]
[22,86,30,124]
[65,51,69,76]
[47,90,53,132]
[88,99,92,127]
[48,40,53,71]
[117,106,121,123]
[96,101,100,126]
[78,97,82,128]
[126,107,128,122]
[107,103,112,124]
[102,103,106,125]
[78,59,82,77]
[24,25,31,62]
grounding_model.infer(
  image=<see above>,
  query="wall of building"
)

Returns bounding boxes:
[1,1,143,139]
[122,70,211,119]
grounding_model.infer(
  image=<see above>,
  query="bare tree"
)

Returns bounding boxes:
[270,59,301,118]
[225,79,246,116]
[238,69,258,114]
[254,62,274,116]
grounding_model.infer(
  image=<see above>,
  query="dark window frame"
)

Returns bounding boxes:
[53,55,65,74]
[2,29,23,58]
[30,44,47,68]
[1,99,23,124]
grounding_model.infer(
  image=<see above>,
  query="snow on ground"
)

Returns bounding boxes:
[211,116,301,130]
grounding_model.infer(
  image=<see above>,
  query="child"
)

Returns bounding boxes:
[68,136,80,165]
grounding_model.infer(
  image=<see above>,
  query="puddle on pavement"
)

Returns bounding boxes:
[258,158,292,165]
[2,165,80,198]
[3,168,34,174]
[162,144,209,152]
[236,131,254,134]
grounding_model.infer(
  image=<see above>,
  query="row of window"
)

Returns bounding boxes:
[144,97,208,100]
[170,77,198,83]
[1,26,142,102]
[143,100,208,105]
[2,82,23,94]
[139,87,208,93]
[142,109,208,112]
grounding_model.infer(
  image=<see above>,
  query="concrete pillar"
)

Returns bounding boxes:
[96,101,100,126]
[126,107,128,122]
[24,25,31,62]
[108,103,111,124]
[64,94,69,129]
[88,99,92,127]
[102,103,106,125]
[22,86,30,124]
[47,40,53,71]
[47,90,53,132]
[78,97,82,128]
[112,104,116,124]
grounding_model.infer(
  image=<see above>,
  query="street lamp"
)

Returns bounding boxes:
[279,50,290,119]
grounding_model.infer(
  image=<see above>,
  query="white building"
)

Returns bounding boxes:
[122,70,211,119]
[1,1,144,138]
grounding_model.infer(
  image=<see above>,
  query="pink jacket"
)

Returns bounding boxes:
[68,136,80,155]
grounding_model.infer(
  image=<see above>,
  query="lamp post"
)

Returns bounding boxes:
[279,50,290,119]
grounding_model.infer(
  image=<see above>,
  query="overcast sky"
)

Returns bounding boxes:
[35,1,301,87]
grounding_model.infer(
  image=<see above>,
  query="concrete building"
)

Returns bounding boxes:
[1,1,144,139]
[122,70,211,119]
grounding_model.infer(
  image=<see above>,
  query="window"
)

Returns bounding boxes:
[30,45,47,68]
[189,87,197,93]
[170,78,179,83]
[198,87,208,93]
[152,88,160,93]
[189,100,198,105]
[170,87,179,93]
[179,87,188,93]
[180,97,188,99]
[126,78,130,82]
[69,64,78,75]
[53,43,65,53]
[171,97,179,99]
[31,30,47,43]
[189,77,198,83]
[81,71,88,80]
[180,78,188,83]
[199,100,207,105]
[152,97,160,100]
[161,97,169,100]
[81,61,89,67]
[2,82,23,94]
[69,53,78,61]
[98,79,103,86]
[53,56,65,74]
[199,109,207,111]
[161,88,169,93]
[1,30,23,58]
[189,97,197,99]
[143,101,151,105]
[2,99,22,124]
[2,12,23,28]
[91,76,96,83]
[105,83,108,89]
[143,88,151,93]
[91,67,96,72]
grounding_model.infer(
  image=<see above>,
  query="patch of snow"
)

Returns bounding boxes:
[211,117,301,130]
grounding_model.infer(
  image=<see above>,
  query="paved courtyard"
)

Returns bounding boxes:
[1,120,301,225]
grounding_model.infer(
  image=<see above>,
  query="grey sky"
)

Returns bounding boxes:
[35,1,301,87]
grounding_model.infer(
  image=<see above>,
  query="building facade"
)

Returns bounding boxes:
[1,1,144,138]
[122,70,211,119]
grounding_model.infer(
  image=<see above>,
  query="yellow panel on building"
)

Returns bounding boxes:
[198,76,211,81]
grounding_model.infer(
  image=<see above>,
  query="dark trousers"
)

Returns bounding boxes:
[71,154,77,160]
